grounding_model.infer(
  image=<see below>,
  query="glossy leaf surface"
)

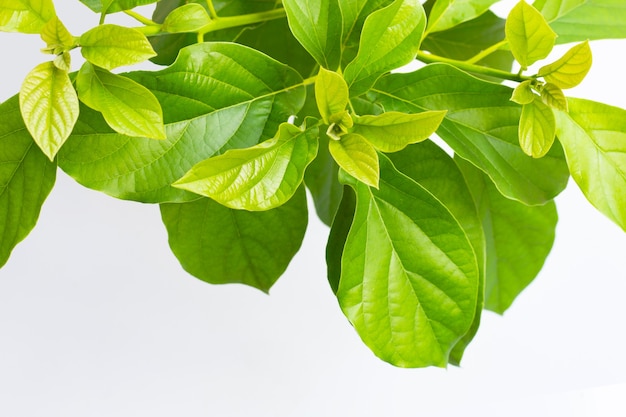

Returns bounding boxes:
[505,0,556,69]
[80,24,156,70]
[519,98,556,158]
[0,0,54,33]
[315,68,349,125]
[426,0,499,34]
[162,3,211,33]
[329,134,379,188]
[538,41,592,89]
[541,83,568,111]
[40,16,74,53]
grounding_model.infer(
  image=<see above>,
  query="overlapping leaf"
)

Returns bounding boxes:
[538,41,592,89]
[426,0,499,35]
[79,0,158,13]
[519,98,556,158]
[370,63,569,205]
[329,134,379,188]
[58,42,305,203]
[0,0,55,33]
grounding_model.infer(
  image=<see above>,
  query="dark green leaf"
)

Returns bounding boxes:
[326,185,356,292]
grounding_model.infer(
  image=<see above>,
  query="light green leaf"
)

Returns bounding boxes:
[352,110,446,152]
[76,62,166,140]
[53,51,71,71]
[19,61,79,160]
[0,96,57,268]
[343,0,426,96]
[541,82,568,111]
[510,80,536,105]
[80,24,156,70]
[426,0,500,35]
[519,98,556,158]
[329,134,379,188]
[387,141,485,365]
[370,63,570,205]
[337,154,479,367]
[160,187,308,293]
[505,0,556,69]
[59,42,305,204]
[282,0,342,70]
[40,16,74,54]
[315,68,349,125]
[162,3,211,33]
[173,123,318,211]
[533,0,626,43]
[0,0,55,33]
[554,98,626,231]
[79,0,158,13]
[538,41,592,89]
[456,156,557,314]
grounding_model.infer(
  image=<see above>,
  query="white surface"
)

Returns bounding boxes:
[0,3,625,416]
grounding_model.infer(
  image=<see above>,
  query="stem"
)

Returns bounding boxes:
[302,75,317,87]
[206,1,219,19]
[415,51,532,83]
[124,10,157,26]
[198,8,286,35]
[465,39,508,65]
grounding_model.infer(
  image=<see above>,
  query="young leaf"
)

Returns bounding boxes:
[162,3,211,33]
[370,63,569,205]
[173,123,318,211]
[0,0,55,33]
[343,0,426,96]
[455,156,557,314]
[554,98,626,231]
[538,41,592,89]
[79,0,159,14]
[426,0,500,35]
[76,62,166,140]
[541,82,567,111]
[59,43,305,204]
[19,61,79,160]
[337,155,479,367]
[0,96,57,268]
[352,110,446,152]
[160,187,308,293]
[329,134,379,188]
[40,16,74,54]
[505,0,556,69]
[315,68,349,125]
[519,98,556,158]
[510,79,536,105]
[282,0,342,70]
[80,24,156,70]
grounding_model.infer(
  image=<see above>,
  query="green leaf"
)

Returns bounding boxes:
[40,16,74,54]
[75,62,165,140]
[510,80,536,105]
[315,68,349,125]
[0,0,55,33]
[426,0,500,35]
[59,42,306,204]
[505,0,556,69]
[343,0,426,96]
[337,155,479,367]
[80,24,156,70]
[538,41,592,89]
[533,0,626,43]
[387,141,485,365]
[0,96,57,268]
[554,98,626,231]
[173,123,318,211]
[370,63,570,205]
[79,0,158,13]
[540,82,568,111]
[456,156,557,314]
[326,185,356,292]
[161,185,308,293]
[329,134,379,188]
[352,110,446,152]
[162,3,211,33]
[282,0,342,70]
[19,61,79,160]
[519,99,556,158]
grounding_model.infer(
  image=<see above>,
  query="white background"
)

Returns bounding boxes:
[1,2,625,416]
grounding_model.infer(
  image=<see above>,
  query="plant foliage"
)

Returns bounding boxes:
[0,0,624,368]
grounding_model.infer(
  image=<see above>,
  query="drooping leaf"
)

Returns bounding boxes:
[315,68,349,125]
[0,96,57,268]
[59,42,305,203]
[80,24,156,70]
[337,155,479,367]
[282,0,342,70]
[343,0,426,96]
[538,41,592,89]
[387,141,485,365]
[369,63,570,205]
[426,0,499,35]
[519,98,556,158]
[533,0,626,44]
[505,0,556,69]
[0,0,55,33]
[329,134,379,188]
[161,183,308,293]
[19,61,79,160]
[456,156,557,314]
[510,80,537,105]
[79,0,159,13]
[75,62,166,140]
[162,3,211,33]
[554,98,626,231]
[540,82,568,111]
[40,16,74,54]
[326,185,356,292]
[173,123,319,211]
[352,110,446,152]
